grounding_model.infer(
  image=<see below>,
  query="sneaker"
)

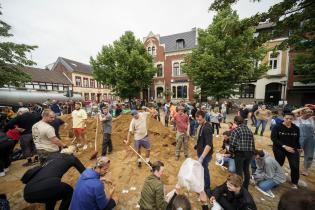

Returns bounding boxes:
[147,161,153,167]
[255,186,273,197]
[4,168,9,173]
[137,161,142,168]
[266,190,275,198]
[76,143,82,148]
[0,172,5,177]
[291,184,298,189]
[82,144,88,150]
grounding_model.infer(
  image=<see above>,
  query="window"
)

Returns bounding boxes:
[52,85,58,91]
[269,52,279,70]
[172,61,185,76]
[97,82,101,88]
[172,85,188,99]
[90,79,95,88]
[75,76,82,86]
[173,62,180,76]
[147,47,151,55]
[176,39,185,49]
[39,85,46,90]
[91,93,96,101]
[83,78,89,87]
[156,87,164,98]
[152,46,156,56]
[157,64,163,77]
[240,84,255,98]
[103,93,108,100]
[84,93,89,101]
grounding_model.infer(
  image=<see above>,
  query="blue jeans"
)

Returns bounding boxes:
[223,157,235,172]
[258,179,278,192]
[255,120,267,135]
[189,119,196,136]
[300,135,315,169]
[201,155,211,191]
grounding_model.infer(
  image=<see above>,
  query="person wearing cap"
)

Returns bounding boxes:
[71,102,88,150]
[124,107,155,167]
[23,146,85,210]
[70,156,117,210]
[172,106,189,160]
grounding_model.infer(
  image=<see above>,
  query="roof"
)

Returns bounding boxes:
[160,29,197,53]
[20,66,72,85]
[256,22,276,30]
[57,57,92,74]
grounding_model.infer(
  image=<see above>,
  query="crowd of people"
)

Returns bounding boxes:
[0,99,315,210]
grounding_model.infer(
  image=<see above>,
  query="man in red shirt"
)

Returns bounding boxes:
[173,106,189,160]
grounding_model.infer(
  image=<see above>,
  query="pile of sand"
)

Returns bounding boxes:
[2,113,314,210]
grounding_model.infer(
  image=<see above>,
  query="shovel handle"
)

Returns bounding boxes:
[128,145,152,170]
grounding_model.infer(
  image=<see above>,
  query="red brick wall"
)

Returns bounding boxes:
[144,36,195,101]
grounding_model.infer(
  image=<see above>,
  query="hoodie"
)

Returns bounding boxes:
[70,168,109,210]
[254,151,286,184]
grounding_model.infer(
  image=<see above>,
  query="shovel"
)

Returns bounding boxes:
[127,145,152,170]
[90,115,99,160]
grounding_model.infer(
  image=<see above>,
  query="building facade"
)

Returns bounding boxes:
[143,28,198,102]
[287,51,315,105]
[0,66,80,105]
[232,23,289,105]
[51,57,118,102]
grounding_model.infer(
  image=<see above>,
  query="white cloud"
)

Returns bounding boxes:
[1,0,281,67]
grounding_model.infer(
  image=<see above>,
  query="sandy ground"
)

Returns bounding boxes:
[0,113,314,210]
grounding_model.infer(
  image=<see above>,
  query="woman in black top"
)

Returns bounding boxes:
[23,148,85,210]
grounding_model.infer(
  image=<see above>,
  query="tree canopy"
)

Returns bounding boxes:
[90,31,156,100]
[183,7,268,100]
[210,0,315,83]
[0,8,37,87]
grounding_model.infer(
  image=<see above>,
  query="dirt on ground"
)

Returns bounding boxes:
[0,113,314,210]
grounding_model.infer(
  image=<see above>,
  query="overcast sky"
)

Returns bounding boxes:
[1,0,281,67]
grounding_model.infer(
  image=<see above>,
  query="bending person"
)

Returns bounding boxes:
[70,156,117,210]
[23,146,85,210]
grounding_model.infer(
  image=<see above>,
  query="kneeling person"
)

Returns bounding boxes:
[70,157,117,210]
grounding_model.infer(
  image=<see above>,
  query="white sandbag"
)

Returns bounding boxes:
[211,201,224,210]
[177,158,204,193]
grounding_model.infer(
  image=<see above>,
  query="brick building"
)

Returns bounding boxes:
[51,57,118,102]
[143,28,198,102]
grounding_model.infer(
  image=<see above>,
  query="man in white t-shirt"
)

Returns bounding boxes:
[32,109,66,164]
[124,107,154,167]
[72,102,88,150]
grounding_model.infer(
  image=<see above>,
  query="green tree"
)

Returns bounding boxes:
[183,7,268,100]
[91,31,156,101]
[0,8,37,87]
[210,0,315,83]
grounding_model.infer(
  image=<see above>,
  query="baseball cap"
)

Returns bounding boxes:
[131,110,138,116]
[96,156,110,167]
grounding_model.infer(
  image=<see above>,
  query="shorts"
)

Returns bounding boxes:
[73,128,85,135]
[134,136,151,151]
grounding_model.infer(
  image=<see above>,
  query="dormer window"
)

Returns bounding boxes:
[176,39,185,49]
[147,47,151,55]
